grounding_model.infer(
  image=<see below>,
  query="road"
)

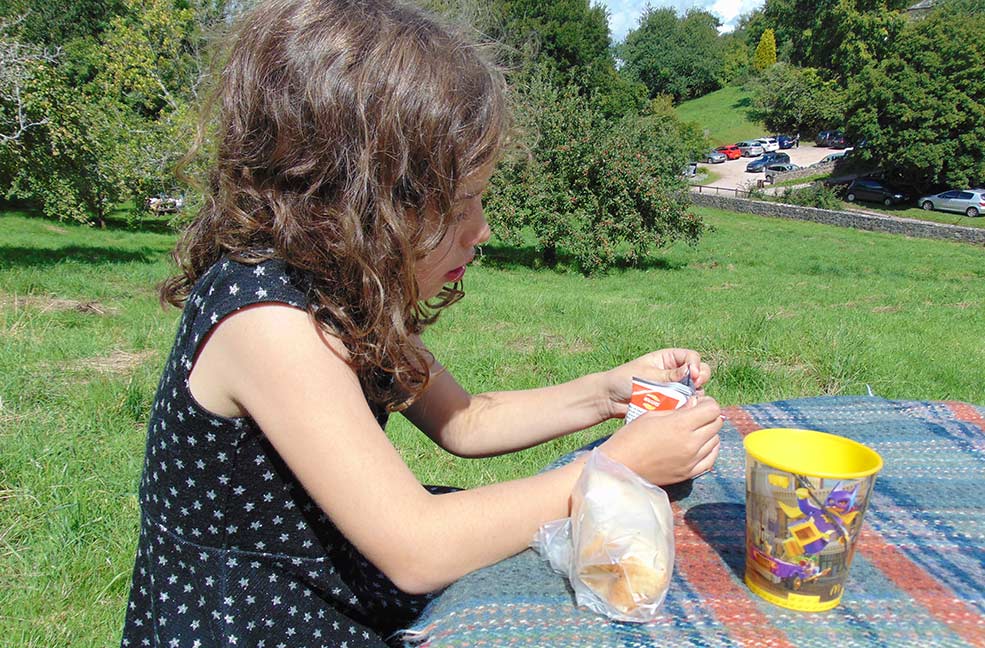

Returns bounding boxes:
[697,144,837,191]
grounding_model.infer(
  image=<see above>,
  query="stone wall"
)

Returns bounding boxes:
[690,192,985,245]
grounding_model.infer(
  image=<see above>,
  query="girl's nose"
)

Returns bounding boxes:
[463,210,491,247]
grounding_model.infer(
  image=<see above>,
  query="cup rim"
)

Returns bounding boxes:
[743,428,883,479]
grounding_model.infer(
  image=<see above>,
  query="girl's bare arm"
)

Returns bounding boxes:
[403,339,711,458]
[193,304,720,594]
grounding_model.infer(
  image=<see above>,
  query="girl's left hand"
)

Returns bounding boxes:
[600,348,711,419]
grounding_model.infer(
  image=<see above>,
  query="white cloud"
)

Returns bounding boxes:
[598,0,765,42]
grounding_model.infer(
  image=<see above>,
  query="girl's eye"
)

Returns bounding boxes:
[452,212,467,223]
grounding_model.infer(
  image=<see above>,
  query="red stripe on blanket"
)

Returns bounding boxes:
[943,401,985,434]
[722,405,763,437]
[673,502,796,648]
[858,528,985,647]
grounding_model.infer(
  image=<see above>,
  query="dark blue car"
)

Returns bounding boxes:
[777,134,798,149]
[746,152,791,172]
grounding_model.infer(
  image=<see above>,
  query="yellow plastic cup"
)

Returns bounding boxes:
[743,428,883,612]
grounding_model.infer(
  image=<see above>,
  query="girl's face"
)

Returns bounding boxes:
[415,161,494,300]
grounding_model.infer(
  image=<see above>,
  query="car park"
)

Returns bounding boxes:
[917,188,985,217]
[844,179,909,206]
[745,152,791,172]
[704,149,727,164]
[736,140,765,157]
[715,144,742,160]
[757,137,780,152]
[764,162,800,182]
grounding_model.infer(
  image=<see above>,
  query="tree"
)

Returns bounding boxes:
[618,8,724,102]
[845,1,985,190]
[719,32,752,85]
[0,0,127,46]
[1,0,204,224]
[750,63,845,135]
[753,28,776,71]
[484,70,705,273]
[750,1,909,82]
[0,18,58,146]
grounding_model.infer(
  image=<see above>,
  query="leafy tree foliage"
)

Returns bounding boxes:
[485,70,705,274]
[0,0,127,46]
[618,8,724,102]
[719,33,752,85]
[845,1,985,190]
[753,28,776,71]
[749,0,909,81]
[1,0,206,224]
[750,63,844,135]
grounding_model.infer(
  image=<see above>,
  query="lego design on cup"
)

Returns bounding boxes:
[745,463,876,611]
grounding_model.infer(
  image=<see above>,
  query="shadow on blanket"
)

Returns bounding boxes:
[684,502,747,579]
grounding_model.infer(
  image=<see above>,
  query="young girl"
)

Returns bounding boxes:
[120,1,723,646]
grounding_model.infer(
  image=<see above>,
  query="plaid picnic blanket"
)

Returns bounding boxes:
[400,396,985,648]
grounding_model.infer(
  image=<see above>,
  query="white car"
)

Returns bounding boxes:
[757,137,780,153]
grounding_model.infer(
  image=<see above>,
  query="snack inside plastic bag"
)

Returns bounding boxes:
[532,449,674,622]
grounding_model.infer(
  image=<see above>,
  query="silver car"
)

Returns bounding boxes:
[704,149,727,164]
[736,140,764,157]
[918,189,985,217]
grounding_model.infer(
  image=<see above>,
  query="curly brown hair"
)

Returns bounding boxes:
[163,0,508,411]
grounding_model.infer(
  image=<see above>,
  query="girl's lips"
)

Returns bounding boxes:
[445,265,466,282]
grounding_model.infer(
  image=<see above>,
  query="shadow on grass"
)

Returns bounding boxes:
[684,502,747,579]
[0,245,158,268]
[1,201,178,235]
[476,241,688,273]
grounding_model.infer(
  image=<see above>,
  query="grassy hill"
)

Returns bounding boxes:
[675,85,764,147]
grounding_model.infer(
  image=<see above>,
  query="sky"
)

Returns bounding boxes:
[599,0,766,42]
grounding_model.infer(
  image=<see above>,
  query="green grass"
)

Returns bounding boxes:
[675,85,764,147]
[2,207,985,646]
[692,167,722,185]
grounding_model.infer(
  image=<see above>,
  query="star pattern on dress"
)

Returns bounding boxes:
[122,258,430,648]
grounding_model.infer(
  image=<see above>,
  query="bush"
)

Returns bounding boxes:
[486,73,706,274]
[776,183,843,210]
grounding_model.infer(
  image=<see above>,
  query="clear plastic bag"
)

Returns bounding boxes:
[532,449,674,622]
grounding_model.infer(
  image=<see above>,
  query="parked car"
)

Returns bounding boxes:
[815,130,843,147]
[917,188,985,217]
[818,150,849,165]
[844,179,909,206]
[777,134,799,149]
[746,151,791,172]
[715,144,742,160]
[146,194,184,214]
[704,149,728,164]
[828,133,849,148]
[764,162,800,182]
[757,136,780,152]
[736,140,765,157]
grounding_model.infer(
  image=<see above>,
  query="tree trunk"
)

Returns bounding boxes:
[543,244,557,267]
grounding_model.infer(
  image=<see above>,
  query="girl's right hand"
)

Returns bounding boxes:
[598,396,723,485]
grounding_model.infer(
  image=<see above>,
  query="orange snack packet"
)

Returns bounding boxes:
[624,374,694,425]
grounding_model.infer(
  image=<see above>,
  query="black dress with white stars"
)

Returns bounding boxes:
[121,257,444,648]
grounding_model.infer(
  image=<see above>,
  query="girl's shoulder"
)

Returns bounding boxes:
[189,255,310,315]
